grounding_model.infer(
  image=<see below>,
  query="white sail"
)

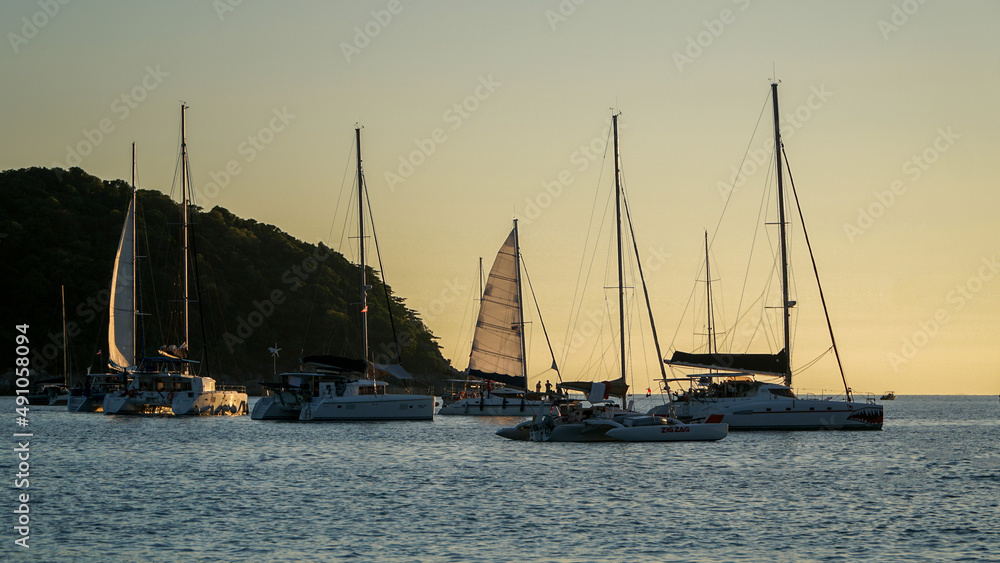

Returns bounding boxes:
[467,228,525,388]
[108,195,136,370]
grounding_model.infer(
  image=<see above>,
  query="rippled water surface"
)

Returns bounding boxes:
[2,395,998,562]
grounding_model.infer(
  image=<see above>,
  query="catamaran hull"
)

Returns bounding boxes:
[173,391,249,416]
[103,390,248,416]
[68,394,106,413]
[651,399,883,430]
[605,423,728,441]
[250,393,305,420]
[438,398,546,416]
[299,395,435,421]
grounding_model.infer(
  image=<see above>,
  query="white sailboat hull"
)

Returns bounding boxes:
[172,390,249,416]
[438,396,546,416]
[103,389,249,416]
[68,394,105,413]
[250,392,305,420]
[299,394,434,421]
[650,396,883,430]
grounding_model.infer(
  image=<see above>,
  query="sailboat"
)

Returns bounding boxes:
[296,126,435,422]
[69,147,141,412]
[649,82,883,430]
[104,106,248,416]
[439,221,555,416]
[498,113,728,442]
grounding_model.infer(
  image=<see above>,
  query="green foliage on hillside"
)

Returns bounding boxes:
[0,167,456,392]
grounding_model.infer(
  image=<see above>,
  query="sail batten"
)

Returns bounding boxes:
[467,229,526,389]
[108,196,136,370]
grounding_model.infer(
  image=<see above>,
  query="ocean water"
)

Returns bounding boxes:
[2,395,998,562]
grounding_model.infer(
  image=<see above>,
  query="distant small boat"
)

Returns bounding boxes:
[880,392,896,401]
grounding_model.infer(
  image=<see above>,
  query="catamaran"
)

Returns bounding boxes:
[648,82,883,430]
[439,222,556,416]
[295,126,434,422]
[103,106,248,416]
[498,112,727,442]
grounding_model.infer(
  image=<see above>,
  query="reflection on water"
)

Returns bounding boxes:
[3,395,998,562]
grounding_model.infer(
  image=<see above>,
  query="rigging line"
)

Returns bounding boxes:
[708,89,772,250]
[449,261,479,366]
[794,346,833,375]
[729,142,775,355]
[560,123,614,371]
[519,254,560,377]
[326,137,358,247]
[620,185,670,385]
[362,170,402,365]
[782,143,852,399]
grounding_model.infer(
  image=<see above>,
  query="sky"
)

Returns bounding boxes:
[4,0,998,395]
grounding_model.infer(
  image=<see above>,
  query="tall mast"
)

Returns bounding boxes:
[61,285,67,386]
[180,103,190,374]
[356,126,369,375]
[771,82,792,387]
[512,219,528,392]
[612,112,626,384]
[704,230,717,355]
[131,142,137,368]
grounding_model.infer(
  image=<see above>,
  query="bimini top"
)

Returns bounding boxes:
[666,349,788,377]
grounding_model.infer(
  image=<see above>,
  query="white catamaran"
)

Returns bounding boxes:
[103,106,248,416]
[498,112,727,442]
[295,126,434,422]
[439,222,555,416]
[648,82,883,431]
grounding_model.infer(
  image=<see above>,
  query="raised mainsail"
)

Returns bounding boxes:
[467,226,526,390]
[108,171,137,371]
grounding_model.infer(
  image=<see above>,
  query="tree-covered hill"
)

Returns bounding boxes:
[0,167,457,393]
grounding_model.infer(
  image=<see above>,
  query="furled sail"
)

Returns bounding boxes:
[667,349,789,376]
[108,196,136,370]
[467,229,526,389]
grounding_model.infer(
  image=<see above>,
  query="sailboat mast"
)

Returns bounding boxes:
[61,285,67,386]
[704,230,717,355]
[356,126,369,374]
[612,112,626,384]
[180,104,190,373]
[512,219,528,392]
[131,142,137,368]
[771,82,792,387]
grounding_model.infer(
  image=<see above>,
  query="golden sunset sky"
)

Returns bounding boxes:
[4,0,998,395]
